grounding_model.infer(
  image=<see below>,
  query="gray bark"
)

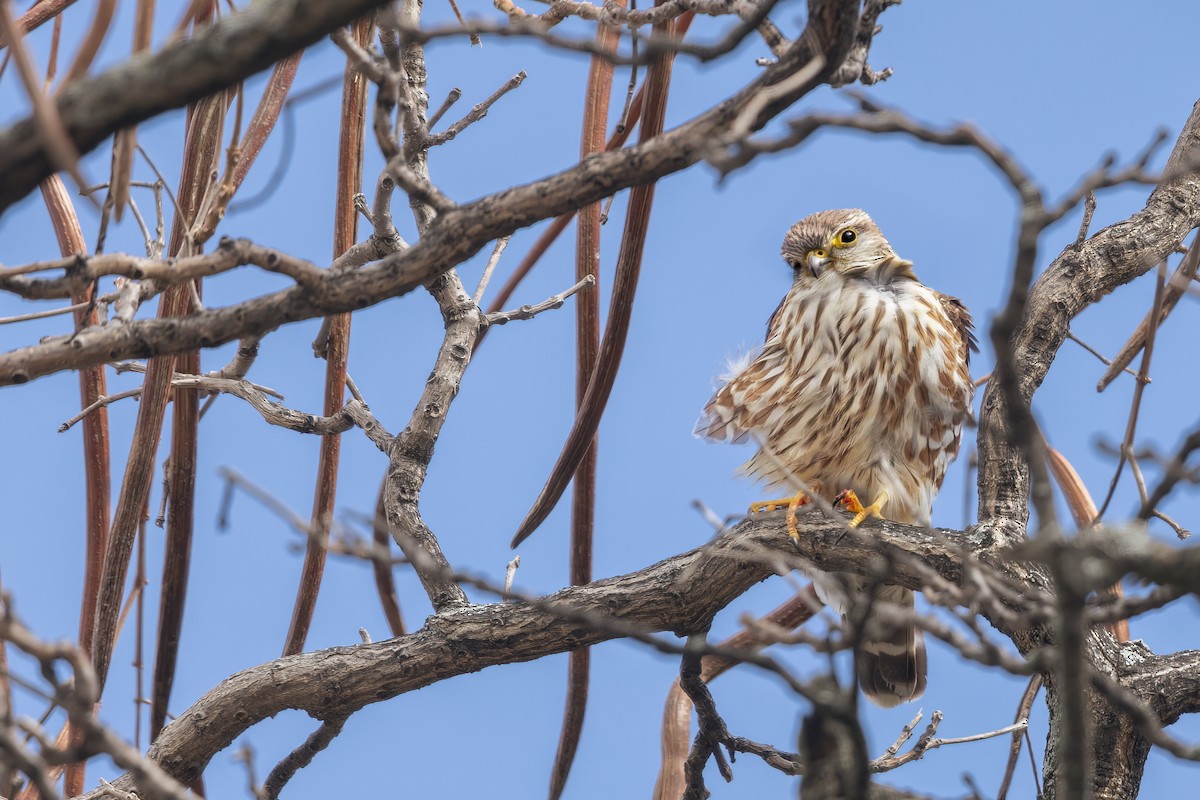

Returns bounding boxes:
[76,511,1200,799]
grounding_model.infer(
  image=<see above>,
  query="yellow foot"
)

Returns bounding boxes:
[748,491,812,541]
[834,490,888,528]
[748,498,795,514]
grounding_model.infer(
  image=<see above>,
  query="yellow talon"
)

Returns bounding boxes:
[748,491,812,541]
[835,489,888,528]
[785,491,809,541]
[749,498,793,514]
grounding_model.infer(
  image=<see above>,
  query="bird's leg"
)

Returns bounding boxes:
[748,496,804,514]
[749,482,822,541]
[834,489,888,528]
[785,491,809,540]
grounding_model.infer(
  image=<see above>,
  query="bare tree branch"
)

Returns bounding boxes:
[977,99,1200,540]
[60,506,1200,798]
[0,0,404,215]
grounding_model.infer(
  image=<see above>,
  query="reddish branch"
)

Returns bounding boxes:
[547,6,624,797]
[281,13,375,660]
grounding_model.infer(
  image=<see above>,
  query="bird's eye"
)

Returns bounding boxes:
[839,229,857,245]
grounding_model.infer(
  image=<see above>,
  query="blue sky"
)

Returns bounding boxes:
[2,1,1199,797]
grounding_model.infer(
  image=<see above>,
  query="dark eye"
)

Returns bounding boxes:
[840,229,857,244]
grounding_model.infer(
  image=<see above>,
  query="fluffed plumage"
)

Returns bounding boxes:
[696,209,975,707]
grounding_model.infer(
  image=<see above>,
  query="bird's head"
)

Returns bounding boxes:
[780,209,900,282]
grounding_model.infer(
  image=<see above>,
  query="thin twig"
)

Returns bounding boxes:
[426,71,526,147]
[384,159,455,212]
[997,675,1043,800]
[485,274,594,326]
[871,714,1029,773]
[426,87,462,130]
[472,235,511,305]
[878,710,924,760]
[261,715,348,800]
[1066,331,1143,382]
[503,556,520,602]
[1097,232,1200,392]
[0,301,89,325]
[1095,263,1167,520]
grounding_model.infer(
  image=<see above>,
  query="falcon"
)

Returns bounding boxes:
[695,209,975,707]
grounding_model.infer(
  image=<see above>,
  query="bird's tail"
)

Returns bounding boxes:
[857,585,926,708]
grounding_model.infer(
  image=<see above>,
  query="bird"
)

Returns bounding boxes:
[695,209,975,707]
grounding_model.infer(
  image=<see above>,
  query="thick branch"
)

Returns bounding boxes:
[977,99,1200,537]
[80,519,782,793]
[1128,649,1200,724]
[69,507,1200,798]
[0,0,398,214]
[381,273,474,612]
[1,238,324,304]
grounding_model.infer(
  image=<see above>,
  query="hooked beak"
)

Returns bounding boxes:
[807,252,831,278]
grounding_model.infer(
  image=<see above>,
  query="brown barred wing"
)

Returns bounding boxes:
[935,291,978,365]
[692,355,777,445]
